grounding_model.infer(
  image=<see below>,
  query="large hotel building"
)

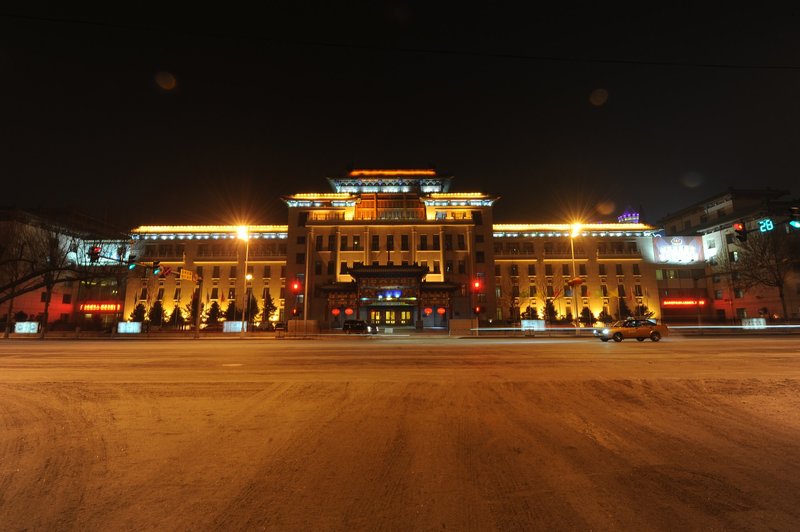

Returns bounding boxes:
[122,169,671,329]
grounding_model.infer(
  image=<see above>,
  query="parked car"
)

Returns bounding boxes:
[273,322,287,331]
[342,319,379,334]
[594,317,668,342]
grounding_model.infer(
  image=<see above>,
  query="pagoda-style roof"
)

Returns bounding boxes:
[327,168,453,194]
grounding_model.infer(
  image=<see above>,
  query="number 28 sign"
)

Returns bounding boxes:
[758,218,774,232]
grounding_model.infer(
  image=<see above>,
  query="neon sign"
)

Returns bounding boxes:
[79,302,122,312]
[662,299,706,306]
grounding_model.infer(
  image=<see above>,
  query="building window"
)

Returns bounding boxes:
[615,264,623,275]
[419,235,428,250]
[296,253,305,264]
[340,236,348,251]
[340,262,347,274]
[510,264,518,276]
[39,292,49,302]
[578,264,587,276]
[706,238,715,249]
[228,288,236,300]
[314,260,322,274]
[433,235,440,250]
[546,285,554,297]
[476,251,485,263]
[529,284,537,296]
[328,234,336,251]
[296,236,305,245]
[600,284,608,297]
[545,264,553,276]
[210,288,219,300]
[387,235,394,251]
[433,261,440,274]
[475,234,484,243]
[580,285,588,297]
[632,264,640,276]
[599,264,606,276]
[446,260,453,273]
[229,266,237,279]
[457,234,466,250]
[495,265,501,276]
[174,288,181,300]
[196,266,204,278]
[401,235,409,251]
[726,233,734,245]
[280,265,286,278]
[458,260,466,274]
[316,235,323,250]
[617,285,626,297]
[734,288,745,298]
[714,289,723,300]
[327,261,335,275]
[444,234,453,250]
[371,235,380,251]
[561,264,569,276]
[212,266,220,279]
[155,288,164,301]
[262,287,270,300]
[139,287,147,300]
[528,264,536,275]
[353,235,361,251]
[634,285,642,296]
[62,293,72,304]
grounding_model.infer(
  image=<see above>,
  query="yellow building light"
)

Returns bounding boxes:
[347,169,437,177]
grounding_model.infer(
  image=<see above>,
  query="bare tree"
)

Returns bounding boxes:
[731,229,800,321]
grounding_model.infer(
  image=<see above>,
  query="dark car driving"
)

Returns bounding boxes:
[342,319,379,334]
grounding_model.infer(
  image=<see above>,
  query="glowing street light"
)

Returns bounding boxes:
[569,222,583,331]
[237,226,250,337]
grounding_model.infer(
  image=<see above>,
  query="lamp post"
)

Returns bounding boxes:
[570,223,582,332]
[237,226,250,338]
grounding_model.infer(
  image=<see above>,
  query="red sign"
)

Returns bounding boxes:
[437,307,446,315]
[344,308,354,316]
[662,299,706,306]
[424,307,433,315]
[331,308,341,316]
[79,302,122,313]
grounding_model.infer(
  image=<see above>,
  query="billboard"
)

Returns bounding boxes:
[652,236,704,264]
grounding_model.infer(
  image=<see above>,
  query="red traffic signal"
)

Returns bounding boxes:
[291,281,302,293]
[472,279,483,291]
[473,306,481,315]
[733,222,747,242]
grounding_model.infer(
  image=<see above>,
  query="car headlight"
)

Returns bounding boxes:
[602,328,610,335]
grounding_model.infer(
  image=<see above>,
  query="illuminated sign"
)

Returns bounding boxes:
[662,299,706,306]
[79,302,122,313]
[653,236,703,264]
[15,322,39,334]
[758,218,774,232]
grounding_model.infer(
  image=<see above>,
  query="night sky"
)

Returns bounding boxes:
[3,5,799,230]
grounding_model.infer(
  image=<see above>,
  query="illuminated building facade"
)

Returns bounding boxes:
[121,170,665,328]
[660,188,800,321]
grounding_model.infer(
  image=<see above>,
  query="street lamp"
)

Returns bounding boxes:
[569,222,582,331]
[237,226,250,337]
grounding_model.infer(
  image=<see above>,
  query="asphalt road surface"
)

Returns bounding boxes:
[1,335,799,531]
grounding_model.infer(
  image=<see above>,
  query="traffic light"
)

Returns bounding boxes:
[291,280,302,293]
[472,279,482,291]
[291,308,299,316]
[152,261,162,275]
[87,246,101,263]
[473,306,481,315]
[790,207,800,229]
[733,222,747,242]
[127,255,138,270]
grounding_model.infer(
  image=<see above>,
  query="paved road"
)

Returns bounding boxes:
[1,337,799,530]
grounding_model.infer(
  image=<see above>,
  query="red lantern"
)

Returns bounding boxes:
[331,308,341,316]
[344,308,354,316]
[424,307,433,315]
[437,307,446,315]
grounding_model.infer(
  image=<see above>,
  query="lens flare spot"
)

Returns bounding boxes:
[596,200,615,215]
[681,171,704,188]
[590,88,609,107]
[155,71,177,91]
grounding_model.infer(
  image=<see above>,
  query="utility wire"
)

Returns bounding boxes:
[3,12,800,71]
